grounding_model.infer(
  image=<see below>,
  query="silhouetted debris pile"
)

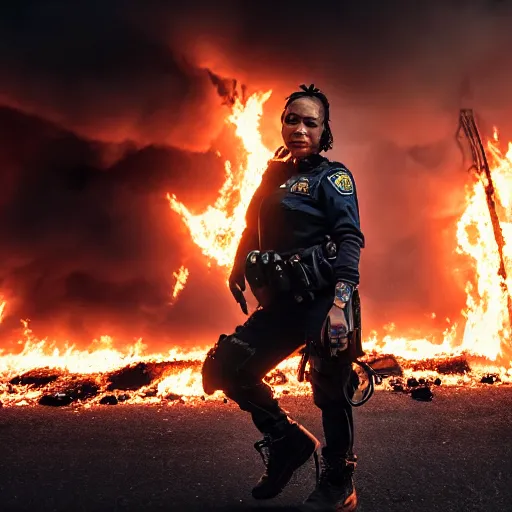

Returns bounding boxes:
[67,381,100,400]
[480,374,499,384]
[411,386,434,401]
[2,352,506,408]
[10,369,60,387]
[366,354,403,377]
[38,380,100,407]
[106,361,199,391]
[165,393,183,402]
[264,369,288,386]
[4,359,206,406]
[389,377,436,401]
[392,381,404,392]
[107,362,159,391]
[411,355,470,374]
[99,395,118,405]
[39,392,74,407]
[142,387,158,397]
[407,377,420,388]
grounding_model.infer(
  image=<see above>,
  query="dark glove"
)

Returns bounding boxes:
[229,268,248,315]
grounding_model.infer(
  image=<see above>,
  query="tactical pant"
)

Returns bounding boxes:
[202,291,355,457]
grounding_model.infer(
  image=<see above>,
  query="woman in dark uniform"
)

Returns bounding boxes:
[202,84,364,511]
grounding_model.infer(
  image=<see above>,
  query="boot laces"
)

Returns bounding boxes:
[254,432,320,481]
[254,434,275,468]
[318,455,355,487]
[318,456,336,486]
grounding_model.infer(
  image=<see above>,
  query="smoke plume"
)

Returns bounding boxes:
[1,0,511,348]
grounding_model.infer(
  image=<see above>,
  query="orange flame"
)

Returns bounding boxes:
[455,135,512,363]
[171,265,189,301]
[0,297,5,324]
[167,91,273,269]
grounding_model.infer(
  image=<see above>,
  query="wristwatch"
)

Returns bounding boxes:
[334,281,353,309]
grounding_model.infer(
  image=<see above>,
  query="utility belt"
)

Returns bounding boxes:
[244,236,338,308]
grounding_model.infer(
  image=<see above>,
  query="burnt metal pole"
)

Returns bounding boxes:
[458,109,512,332]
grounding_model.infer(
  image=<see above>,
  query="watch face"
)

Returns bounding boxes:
[336,282,352,303]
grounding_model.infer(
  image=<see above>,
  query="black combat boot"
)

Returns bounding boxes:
[252,421,320,500]
[300,449,358,511]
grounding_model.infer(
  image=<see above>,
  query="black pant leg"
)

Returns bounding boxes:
[209,305,306,435]
[310,357,355,457]
[202,294,333,436]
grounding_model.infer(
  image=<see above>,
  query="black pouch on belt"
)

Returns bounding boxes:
[287,236,337,302]
[245,250,292,308]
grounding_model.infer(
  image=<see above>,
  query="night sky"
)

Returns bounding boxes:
[0,0,511,350]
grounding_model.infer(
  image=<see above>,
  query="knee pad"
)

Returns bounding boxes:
[201,333,256,395]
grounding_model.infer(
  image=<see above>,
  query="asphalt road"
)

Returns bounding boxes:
[0,387,511,512]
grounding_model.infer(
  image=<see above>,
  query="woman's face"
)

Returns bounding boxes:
[281,96,324,159]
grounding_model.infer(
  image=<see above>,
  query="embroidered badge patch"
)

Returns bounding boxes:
[290,177,310,195]
[327,170,353,195]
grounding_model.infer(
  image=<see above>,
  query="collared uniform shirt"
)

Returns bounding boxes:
[233,153,364,286]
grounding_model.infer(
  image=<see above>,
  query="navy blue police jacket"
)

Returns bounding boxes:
[233,152,365,286]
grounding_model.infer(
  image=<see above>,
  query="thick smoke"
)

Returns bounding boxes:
[0,1,511,349]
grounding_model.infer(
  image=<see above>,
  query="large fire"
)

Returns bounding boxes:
[456,134,512,364]
[0,90,511,407]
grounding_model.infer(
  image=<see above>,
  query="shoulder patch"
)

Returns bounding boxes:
[327,170,353,195]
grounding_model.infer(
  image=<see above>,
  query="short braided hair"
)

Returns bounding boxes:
[281,84,333,152]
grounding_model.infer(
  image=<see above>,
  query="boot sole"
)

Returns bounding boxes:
[252,435,320,500]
